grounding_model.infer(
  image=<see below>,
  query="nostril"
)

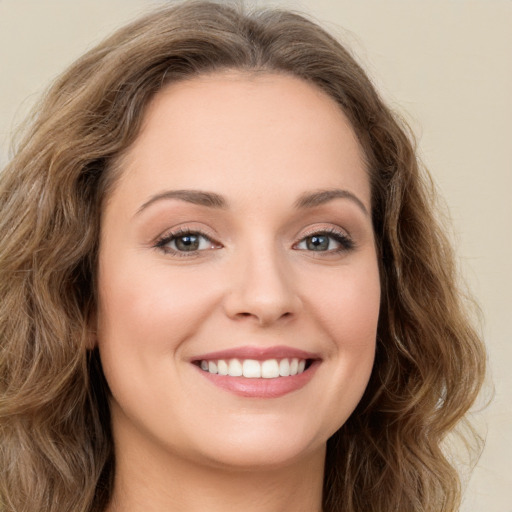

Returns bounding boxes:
[235,311,293,322]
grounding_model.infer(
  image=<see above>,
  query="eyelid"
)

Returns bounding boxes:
[293,225,355,253]
[298,225,350,240]
[153,225,222,255]
[296,223,353,243]
[153,222,218,244]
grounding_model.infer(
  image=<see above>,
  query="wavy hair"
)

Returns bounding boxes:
[0,2,485,511]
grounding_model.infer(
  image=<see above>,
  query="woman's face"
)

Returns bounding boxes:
[96,72,380,471]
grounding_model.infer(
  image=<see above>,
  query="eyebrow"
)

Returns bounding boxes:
[136,187,369,216]
[294,188,369,215]
[136,189,227,215]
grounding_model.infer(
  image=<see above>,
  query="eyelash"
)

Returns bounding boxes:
[154,228,220,257]
[297,227,355,251]
[154,227,355,256]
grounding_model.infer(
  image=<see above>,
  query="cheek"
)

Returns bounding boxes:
[95,257,225,426]
[305,260,381,351]
[96,257,222,357]
[297,255,380,426]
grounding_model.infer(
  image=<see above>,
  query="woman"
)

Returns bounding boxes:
[0,1,485,511]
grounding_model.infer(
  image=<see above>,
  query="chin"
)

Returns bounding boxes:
[181,418,328,471]
[197,440,323,472]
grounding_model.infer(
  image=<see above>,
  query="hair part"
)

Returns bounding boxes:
[0,2,485,511]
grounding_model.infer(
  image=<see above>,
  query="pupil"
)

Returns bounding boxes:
[176,235,199,251]
[307,235,328,251]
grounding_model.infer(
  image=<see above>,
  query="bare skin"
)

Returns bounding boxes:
[98,72,380,511]
[108,421,324,511]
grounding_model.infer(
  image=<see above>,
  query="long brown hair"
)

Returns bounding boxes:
[0,2,485,511]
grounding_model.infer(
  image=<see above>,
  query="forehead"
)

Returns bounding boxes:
[111,71,370,213]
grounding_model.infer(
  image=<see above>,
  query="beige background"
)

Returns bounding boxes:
[1,1,510,510]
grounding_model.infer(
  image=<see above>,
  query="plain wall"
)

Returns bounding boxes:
[1,1,511,510]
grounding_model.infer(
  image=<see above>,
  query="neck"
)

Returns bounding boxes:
[106,429,325,512]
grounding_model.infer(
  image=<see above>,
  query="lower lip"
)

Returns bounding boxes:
[194,361,320,398]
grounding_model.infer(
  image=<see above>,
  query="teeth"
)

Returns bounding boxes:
[198,358,309,378]
[217,359,229,375]
[261,359,279,378]
[279,358,290,377]
[243,359,261,378]
[228,358,243,376]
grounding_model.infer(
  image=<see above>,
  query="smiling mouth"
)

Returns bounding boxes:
[191,347,321,398]
[193,357,315,378]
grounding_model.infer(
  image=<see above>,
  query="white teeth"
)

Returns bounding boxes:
[217,359,229,375]
[261,359,280,379]
[199,357,309,378]
[243,359,261,378]
[279,358,290,377]
[228,358,243,376]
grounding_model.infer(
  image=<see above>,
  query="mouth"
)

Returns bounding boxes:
[190,346,321,398]
[193,357,314,378]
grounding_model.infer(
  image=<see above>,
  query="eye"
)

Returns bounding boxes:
[295,230,354,253]
[155,230,220,254]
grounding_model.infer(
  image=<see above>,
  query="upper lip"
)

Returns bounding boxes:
[191,345,321,362]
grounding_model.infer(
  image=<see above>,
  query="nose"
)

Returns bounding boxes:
[222,245,302,327]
